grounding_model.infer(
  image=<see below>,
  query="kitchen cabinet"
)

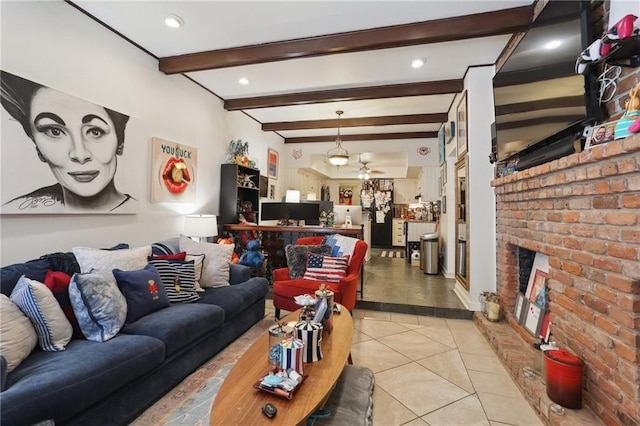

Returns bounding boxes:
[293,170,321,200]
[393,179,417,204]
[392,218,406,247]
[219,164,260,224]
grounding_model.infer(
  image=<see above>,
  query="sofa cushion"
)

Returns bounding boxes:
[285,244,332,279]
[113,265,171,324]
[151,237,181,256]
[72,245,152,285]
[1,259,51,297]
[197,277,269,321]
[38,252,80,277]
[147,258,200,303]
[10,276,73,352]
[120,303,224,357]
[151,251,187,261]
[179,235,233,288]
[43,270,83,339]
[0,334,165,426]
[186,254,206,291]
[69,272,127,342]
[0,294,38,373]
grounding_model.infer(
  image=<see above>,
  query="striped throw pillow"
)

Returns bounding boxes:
[303,253,349,283]
[10,276,72,351]
[147,259,200,303]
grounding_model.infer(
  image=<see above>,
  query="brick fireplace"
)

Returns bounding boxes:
[491,133,640,425]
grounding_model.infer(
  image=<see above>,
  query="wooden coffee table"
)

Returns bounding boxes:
[209,308,354,425]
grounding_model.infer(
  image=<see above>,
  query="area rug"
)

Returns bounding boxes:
[378,250,404,258]
[131,316,274,426]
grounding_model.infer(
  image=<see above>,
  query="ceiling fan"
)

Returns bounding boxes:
[357,155,384,180]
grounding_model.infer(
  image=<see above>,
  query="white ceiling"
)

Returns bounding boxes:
[72,0,536,178]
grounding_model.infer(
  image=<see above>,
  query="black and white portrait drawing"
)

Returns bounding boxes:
[1,70,138,214]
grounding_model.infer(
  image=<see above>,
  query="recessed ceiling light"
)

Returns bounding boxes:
[164,14,184,28]
[238,77,250,85]
[545,40,561,49]
[411,59,425,68]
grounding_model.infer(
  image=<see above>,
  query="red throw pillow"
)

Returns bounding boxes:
[43,270,84,339]
[150,251,187,261]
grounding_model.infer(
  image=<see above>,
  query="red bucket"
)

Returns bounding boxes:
[544,349,584,409]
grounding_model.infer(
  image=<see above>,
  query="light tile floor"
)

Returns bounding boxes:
[361,248,465,309]
[270,302,543,426]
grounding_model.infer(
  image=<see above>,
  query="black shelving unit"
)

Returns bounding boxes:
[219,163,260,225]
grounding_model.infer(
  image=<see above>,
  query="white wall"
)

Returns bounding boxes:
[454,66,498,310]
[0,2,284,265]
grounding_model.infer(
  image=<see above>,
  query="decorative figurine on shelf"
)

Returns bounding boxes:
[615,81,640,139]
[237,173,257,188]
[225,139,258,168]
[239,239,264,268]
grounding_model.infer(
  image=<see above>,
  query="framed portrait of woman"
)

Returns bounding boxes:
[0,70,138,214]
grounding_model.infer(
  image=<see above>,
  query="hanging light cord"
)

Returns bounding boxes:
[597,64,621,104]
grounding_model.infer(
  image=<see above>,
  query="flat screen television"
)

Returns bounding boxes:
[492,0,604,169]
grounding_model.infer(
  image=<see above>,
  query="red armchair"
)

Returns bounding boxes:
[272,236,368,319]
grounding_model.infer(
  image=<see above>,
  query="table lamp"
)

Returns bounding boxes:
[184,214,218,242]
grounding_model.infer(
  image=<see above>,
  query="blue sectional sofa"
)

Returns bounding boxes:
[0,239,269,425]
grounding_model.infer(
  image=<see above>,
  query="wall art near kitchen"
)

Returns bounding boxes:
[456,91,468,159]
[0,70,138,214]
[268,148,279,180]
[151,137,197,203]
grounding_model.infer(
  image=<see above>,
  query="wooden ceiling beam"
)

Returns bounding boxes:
[285,132,436,144]
[159,6,533,74]
[263,113,447,131]
[224,80,462,110]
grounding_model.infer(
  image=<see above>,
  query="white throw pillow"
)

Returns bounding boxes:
[0,294,38,372]
[10,276,73,352]
[179,235,233,288]
[72,246,152,285]
[185,253,206,292]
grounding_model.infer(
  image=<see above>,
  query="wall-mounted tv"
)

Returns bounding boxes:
[492,0,603,168]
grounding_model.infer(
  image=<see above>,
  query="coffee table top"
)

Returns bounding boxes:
[210,308,353,426]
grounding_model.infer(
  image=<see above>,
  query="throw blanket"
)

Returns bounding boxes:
[322,235,358,265]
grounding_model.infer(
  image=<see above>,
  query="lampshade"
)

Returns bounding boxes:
[184,214,218,238]
[285,190,300,203]
[327,110,349,166]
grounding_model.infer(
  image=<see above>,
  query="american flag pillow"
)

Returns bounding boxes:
[303,253,349,283]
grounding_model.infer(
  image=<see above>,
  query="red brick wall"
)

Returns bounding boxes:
[492,133,640,425]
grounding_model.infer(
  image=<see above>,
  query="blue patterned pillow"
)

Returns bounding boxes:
[113,265,170,324]
[69,272,126,342]
[147,259,200,303]
[10,276,72,352]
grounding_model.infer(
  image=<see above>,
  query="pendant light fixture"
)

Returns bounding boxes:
[327,110,349,166]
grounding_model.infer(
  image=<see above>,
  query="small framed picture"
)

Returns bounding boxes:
[524,301,543,337]
[267,148,279,180]
[527,269,548,304]
[514,292,528,324]
[585,122,616,149]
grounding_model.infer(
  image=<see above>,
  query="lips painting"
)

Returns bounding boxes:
[162,157,191,194]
